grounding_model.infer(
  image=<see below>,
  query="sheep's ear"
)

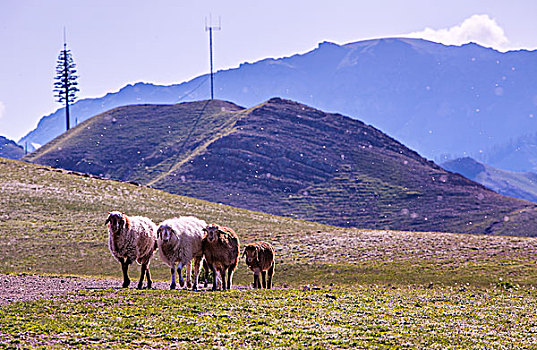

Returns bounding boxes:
[241,249,247,258]
[255,246,259,259]
[105,216,111,225]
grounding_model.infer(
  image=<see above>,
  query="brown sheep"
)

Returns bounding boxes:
[243,241,275,289]
[202,223,240,290]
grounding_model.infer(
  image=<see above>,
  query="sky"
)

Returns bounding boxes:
[1,0,537,142]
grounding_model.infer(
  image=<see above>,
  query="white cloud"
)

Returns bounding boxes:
[0,101,5,120]
[405,14,509,51]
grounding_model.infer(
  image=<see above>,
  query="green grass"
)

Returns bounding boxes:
[2,157,537,348]
[1,286,537,349]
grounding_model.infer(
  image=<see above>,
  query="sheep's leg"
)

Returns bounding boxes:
[253,272,258,289]
[170,263,176,290]
[192,256,202,291]
[261,271,267,289]
[220,267,227,291]
[267,263,274,289]
[211,264,219,291]
[119,257,131,288]
[145,266,152,289]
[185,261,192,289]
[253,267,260,288]
[137,263,147,290]
[177,262,185,288]
[202,259,210,288]
[227,263,237,290]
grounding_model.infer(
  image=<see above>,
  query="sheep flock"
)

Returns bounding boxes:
[106,211,275,290]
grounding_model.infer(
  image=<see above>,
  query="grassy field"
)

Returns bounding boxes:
[2,286,537,349]
[2,157,537,348]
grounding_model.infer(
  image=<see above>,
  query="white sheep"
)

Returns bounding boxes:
[106,211,157,289]
[157,216,207,290]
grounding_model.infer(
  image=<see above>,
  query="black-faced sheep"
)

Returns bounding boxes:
[202,223,240,291]
[106,211,157,289]
[243,241,275,289]
[156,216,207,290]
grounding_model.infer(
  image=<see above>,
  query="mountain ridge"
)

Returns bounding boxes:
[442,157,537,203]
[0,136,24,160]
[19,37,537,174]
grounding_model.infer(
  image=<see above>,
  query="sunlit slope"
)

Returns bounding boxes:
[25,100,245,184]
[25,98,537,235]
[2,157,537,287]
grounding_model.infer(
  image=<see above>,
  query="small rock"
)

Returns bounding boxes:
[302,285,311,291]
[325,294,337,300]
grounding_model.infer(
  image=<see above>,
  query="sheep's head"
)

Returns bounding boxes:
[243,244,259,265]
[157,224,174,243]
[203,224,221,243]
[105,211,125,234]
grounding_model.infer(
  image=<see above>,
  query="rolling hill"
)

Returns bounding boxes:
[442,157,537,203]
[24,98,537,235]
[19,37,537,172]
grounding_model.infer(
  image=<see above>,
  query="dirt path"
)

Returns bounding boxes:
[0,273,173,304]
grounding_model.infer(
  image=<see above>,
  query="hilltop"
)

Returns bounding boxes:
[19,37,537,173]
[25,98,537,235]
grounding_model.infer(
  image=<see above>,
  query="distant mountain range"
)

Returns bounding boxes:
[475,132,537,173]
[19,38,537,173]
[24,98,537,236]
[442,157,537,203]
[0,136,24,160]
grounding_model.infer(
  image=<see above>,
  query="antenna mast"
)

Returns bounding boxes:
[205,16,221,100]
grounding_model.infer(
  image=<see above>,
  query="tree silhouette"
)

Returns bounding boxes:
[54,42,79,131]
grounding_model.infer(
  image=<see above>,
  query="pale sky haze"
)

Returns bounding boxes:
[1,0,537,141]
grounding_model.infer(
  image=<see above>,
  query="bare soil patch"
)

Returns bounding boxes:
[0,273,172,304]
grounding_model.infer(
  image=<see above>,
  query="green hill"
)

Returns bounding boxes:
[25,98,537,235]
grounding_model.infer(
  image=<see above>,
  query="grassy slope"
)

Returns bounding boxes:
[2,157,537,285]
[155,99,537,235]
[24,99,537,236]
[24,100,245,184]
[3,158,537,348]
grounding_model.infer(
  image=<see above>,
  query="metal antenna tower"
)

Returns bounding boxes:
[205,16,221,100]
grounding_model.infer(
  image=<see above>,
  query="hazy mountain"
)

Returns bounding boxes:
[25,98,537,235]
[0,136,24,160]
[474,132,537,173]
[442,157,537,203]
[19,38,537,168]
